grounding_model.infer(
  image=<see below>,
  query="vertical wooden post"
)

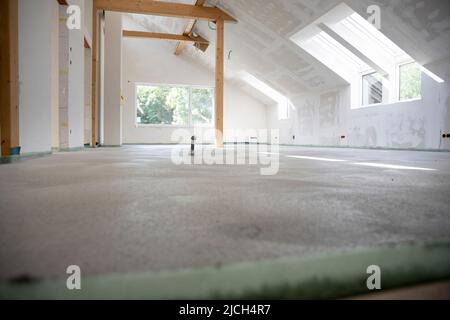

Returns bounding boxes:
[215,19,224,147]
[91,7,98,147]
[0,0,20,156]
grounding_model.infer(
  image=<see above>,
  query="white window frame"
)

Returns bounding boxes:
[357,58,423,108]
[135,82,215,128]
[359,70,389,108]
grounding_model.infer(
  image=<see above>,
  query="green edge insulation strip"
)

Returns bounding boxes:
[1,240,450,300]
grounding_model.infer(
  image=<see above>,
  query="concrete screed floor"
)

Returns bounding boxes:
[1,145,450,281]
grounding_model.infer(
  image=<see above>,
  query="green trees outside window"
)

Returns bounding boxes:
[399,62,422,101]
[136,85,214,126]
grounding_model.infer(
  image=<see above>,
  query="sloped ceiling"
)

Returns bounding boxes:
[346,0,450,75]
[348,0,450,62]
[124,0,450,103]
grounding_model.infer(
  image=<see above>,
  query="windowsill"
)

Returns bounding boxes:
[398,97,422,103]
[352,97,423,110]
[135,124,214,129]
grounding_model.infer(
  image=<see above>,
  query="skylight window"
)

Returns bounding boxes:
[337,12,406,58]
[292,31,369,83]
[290,2,444,109]
[290,3,404,83]
[239,72,291,120]
[315,31,369,70]
[239,72,285,103]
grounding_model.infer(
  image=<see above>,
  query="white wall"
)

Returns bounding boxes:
[19,0,53,154]
[84,48,92,145]
[18,0,94,154]
[51,1,59,149]
[122,37,268,144]
[103,12,122,146]
[268,59,450,150]
[67,0,85,149]
[84,0,93,44]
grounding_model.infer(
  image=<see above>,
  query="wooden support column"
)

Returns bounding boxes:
[215,19,224,147]
[91,7,98,147]
[0,0,20,156]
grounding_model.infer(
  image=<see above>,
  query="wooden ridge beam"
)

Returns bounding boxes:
[94,0,236,22]
[123,30,209,45]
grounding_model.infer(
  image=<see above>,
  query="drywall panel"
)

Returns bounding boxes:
[103,12,123,146]
[18,0,53,154]
[348,99,425,149]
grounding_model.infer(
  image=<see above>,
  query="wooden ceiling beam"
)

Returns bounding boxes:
[123,30,209,45]
[175,0,208,56]
[93,0,236,22]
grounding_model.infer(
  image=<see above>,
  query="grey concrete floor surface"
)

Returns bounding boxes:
[1,145,450,281]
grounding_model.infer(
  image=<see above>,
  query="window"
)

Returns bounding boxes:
[291,30,370,84]
[136,85,189,125]
[289,3,443,109]
[238,71,292,120]
[362,72,383,105]
[136,84,214,126]
[399,62,422,101]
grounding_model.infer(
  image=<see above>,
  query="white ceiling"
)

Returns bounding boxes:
[124,0,450,103]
